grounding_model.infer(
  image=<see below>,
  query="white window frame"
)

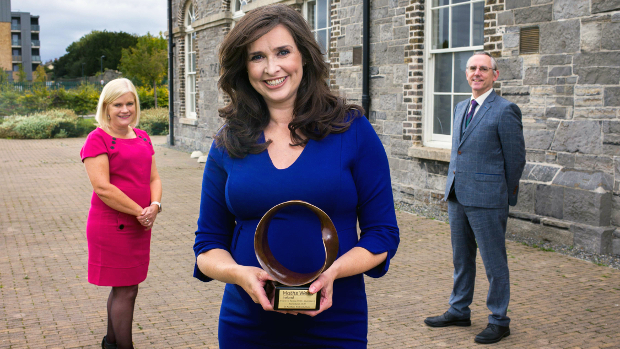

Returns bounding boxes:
[303,0,331,60]
[185,2,197,119]
[232,0,247,23]
[424,0,484,149]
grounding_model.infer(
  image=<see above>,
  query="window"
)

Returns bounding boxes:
[304,0,331,58]
[232,0,246,21]
[185,2,197,119]
[425,0,484,148]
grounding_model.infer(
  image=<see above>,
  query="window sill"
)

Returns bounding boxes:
[408,146,451,162]
[180,118,198,126]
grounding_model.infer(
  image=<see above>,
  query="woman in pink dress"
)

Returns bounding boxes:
[81,78,162,349]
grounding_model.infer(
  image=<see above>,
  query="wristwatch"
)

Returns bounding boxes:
[151,201,162,213]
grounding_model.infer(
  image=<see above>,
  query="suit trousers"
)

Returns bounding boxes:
[447,196,511,327]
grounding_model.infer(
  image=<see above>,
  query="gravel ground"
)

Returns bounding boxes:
[396,203,620,270]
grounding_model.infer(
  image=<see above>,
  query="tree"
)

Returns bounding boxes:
[0,69,8,84]
[120,33,168,108]
[17,64,27,82]
[33,65,47,82]
[53,30,138,79]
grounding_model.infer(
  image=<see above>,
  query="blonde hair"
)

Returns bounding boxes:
[95,78,141,129]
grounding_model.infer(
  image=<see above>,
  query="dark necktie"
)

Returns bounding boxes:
[465,99,478,128]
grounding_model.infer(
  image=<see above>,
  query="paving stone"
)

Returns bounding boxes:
[2,137,620,349]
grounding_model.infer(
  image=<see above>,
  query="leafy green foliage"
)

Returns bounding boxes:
[17,64,27,83]
[0,83,169,126]
[34,65,47,82]
[54,30,138,79]
[137,85,169,110]
[0,83,100,116]
[120,33,168,107]
[139,108,169,135]
[0,70,9,84]
[0,109,96,139]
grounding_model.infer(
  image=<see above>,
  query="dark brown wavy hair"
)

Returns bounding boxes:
[215,4,363,158]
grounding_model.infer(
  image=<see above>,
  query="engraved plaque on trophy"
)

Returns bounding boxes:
[254,200,339,311]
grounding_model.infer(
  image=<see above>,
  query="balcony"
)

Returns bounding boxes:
[31,40,40,47]
[12,40,21,46]
[11,24,20,31]
[12,55,22,62]
[32,55,41,62]
[31,25,40,32]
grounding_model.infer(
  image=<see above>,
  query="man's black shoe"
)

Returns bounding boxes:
[424,311,471,327]
[474,323,510,344]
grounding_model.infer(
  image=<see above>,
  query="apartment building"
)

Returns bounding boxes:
[0,0,41,81]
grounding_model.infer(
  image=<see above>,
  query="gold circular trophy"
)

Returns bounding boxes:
[254,200,339,310]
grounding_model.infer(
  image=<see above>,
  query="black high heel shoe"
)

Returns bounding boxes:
[102,336,118,349]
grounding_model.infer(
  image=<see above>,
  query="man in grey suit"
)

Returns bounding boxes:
[424,52,526,344]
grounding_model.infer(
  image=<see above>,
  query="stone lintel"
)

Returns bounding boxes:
[192,12,234,31]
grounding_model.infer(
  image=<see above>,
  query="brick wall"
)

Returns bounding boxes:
[0,23,11,72]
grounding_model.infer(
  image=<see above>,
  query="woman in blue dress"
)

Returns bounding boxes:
[193,4,399,348]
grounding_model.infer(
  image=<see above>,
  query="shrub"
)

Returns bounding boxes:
[49,84,99,115]
[139,108,169,135]
[0,109,96,139]
[0,85,51,116]
[137,86,169,110]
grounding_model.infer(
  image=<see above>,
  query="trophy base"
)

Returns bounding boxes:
[272,282,320,311]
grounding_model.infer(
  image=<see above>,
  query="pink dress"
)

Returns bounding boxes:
[80,127,155,286]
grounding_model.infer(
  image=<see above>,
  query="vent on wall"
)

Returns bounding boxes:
[520,26,539,54]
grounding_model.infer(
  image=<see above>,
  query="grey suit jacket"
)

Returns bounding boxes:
[444,90,526,208]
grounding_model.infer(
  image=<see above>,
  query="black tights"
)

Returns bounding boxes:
[106,285,139,349]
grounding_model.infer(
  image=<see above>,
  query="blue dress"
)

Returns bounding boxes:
[193,115,400,348]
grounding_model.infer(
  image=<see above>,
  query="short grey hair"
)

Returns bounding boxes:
[467,51,498,71]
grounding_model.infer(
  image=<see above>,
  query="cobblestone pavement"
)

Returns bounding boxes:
[1,136,620,349]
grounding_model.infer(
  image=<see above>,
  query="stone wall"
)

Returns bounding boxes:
[169,0,620,255]
[171,0,229,152]
[494,0,620,254]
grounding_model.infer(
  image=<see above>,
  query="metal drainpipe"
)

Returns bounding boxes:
[167,0,175,146]
[362,0,370,119]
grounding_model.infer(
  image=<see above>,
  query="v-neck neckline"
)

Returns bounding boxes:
[260,132,310,171]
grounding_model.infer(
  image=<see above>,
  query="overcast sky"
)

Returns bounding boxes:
[12,0,168,62]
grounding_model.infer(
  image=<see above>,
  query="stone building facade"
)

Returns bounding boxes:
[168,0,620,255]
